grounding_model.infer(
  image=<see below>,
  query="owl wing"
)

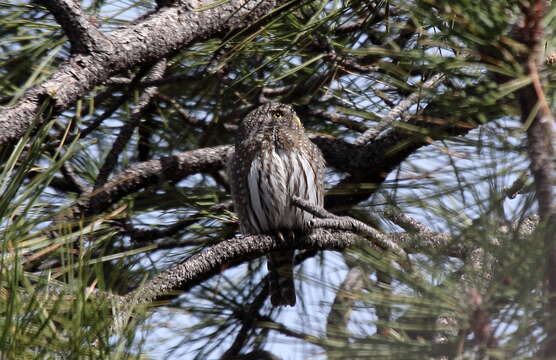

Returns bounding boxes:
[227,147,254,235]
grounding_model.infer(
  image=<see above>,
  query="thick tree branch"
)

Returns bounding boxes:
[123,230,355,306]
[0,0,294,146]
[35,0,109,54]
[315,109,478,209]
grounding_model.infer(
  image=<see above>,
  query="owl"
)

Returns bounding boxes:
[227,103,325,306]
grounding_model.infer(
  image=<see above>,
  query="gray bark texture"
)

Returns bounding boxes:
[0,0,292,145]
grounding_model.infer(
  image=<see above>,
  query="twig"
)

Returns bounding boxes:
[292,196,408,260]
[383,207,432,234]
[307,108,369,133]
[326,266,366,339]
[354,73,445,145]
[156,93,205,128]
[94,60,167,188]
[60,162,90,194]
[79,96,125,140]
[503,171,529,199]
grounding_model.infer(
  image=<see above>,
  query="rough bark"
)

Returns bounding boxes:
[0,0,294,146]
[124,229,355,306]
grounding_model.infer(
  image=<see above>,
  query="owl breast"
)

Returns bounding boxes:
[242,147,320,234]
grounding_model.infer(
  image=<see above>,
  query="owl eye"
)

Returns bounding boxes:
[271,111,283,119]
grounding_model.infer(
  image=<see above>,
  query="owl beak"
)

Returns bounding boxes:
[293,115,302,127]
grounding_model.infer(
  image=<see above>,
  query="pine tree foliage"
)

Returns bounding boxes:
[0,0,554,359]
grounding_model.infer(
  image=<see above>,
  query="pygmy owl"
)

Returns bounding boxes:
[227,103,325,306]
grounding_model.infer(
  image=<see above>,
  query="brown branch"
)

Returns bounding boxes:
[0,0,295,146]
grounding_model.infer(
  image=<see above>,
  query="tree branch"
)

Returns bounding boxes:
[94,60,167,188]
[354,73,445,145]
[123,230,355,306]
[513,1,556,356]
[292,196,408,260]
[75,145,231,217]
[35,0,109,54]
[0,0,294,146]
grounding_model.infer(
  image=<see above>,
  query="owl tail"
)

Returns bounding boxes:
[268,248,296,307]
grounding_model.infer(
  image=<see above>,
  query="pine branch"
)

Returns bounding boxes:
[123,230,356,307]
[354,73,445,145]
[326,266,366,339]
[514,0,556,356]
[34,0,109,54]
[94,60,167,188]
[292,196,408,260]
[75,145,231,217]
[0,0,294,146]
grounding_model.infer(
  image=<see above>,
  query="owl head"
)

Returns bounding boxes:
[239,103,304,139]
